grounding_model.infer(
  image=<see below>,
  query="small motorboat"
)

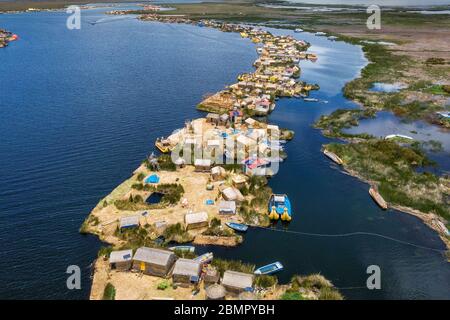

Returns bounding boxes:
[294,28,304,33]
[303,97,319,102]
[225,222,249,232]
[268,194,292,221]
[194,252,213,264]
[315,31,327,36]
[169,245,195,253]
[254,261,284,275]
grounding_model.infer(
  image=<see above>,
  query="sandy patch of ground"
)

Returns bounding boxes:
[90,258,206,300]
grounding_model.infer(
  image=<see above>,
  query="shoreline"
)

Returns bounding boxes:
[338,166,450,253]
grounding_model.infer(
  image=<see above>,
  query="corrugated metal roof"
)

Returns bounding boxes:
[133,247,175,266]
[109,249,133,263]
[222,271,253,289]
[173,258,201,277]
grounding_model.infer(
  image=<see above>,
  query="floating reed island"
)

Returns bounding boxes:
[82,16,340,300]
[0,29,18,48]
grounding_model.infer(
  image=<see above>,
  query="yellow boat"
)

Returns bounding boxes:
[251,38,261,43]
[155,139,172,153]
[240,32,249,38]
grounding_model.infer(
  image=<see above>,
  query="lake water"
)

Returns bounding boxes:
[0,6,449,300]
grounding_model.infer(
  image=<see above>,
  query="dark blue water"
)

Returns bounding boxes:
[0,8,449,300]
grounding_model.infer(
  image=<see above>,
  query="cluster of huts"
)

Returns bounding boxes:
[0,29,17,48]
[139,15,318,118]
[108,247,255,299]
[157,117,283,178]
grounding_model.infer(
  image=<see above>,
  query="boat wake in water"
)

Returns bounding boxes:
[88,16,134,25]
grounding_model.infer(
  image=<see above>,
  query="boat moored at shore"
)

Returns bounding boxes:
[369,187,388,210]
[268,194,292,221]
[254,261,284,275]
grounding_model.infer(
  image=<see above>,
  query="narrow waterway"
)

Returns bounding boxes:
[0,5,448,299]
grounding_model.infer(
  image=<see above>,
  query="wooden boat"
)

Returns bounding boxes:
[254,261,284,275]
[169,245,195,253]
[369,187,388,210]
[323,149,343,165]
[194,252,213,264]
[225,222,248,232]
[268,194,292,221]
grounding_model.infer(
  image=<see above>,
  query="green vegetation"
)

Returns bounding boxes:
[163,223,194,244]
[115,225,159,250]
[102,283,116,300]
[326,140,449,220]
[79,214,100,234]
[314,108,376,138]
[97,246,113,258]
[173,249,196,259]
[114,194,148,211]
[287,274,343,300]
[144,154,176,171]
[157,280,170,290]
[238,175,272,226]
[211,258,255,276]
[280,291,304,300]
[203,218,235,237]
[254,275,277,288]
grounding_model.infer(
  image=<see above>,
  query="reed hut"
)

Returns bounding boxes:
[218,200,236,215]
[222,271,254,295]
[232,174,247,189]
[206,284,226,300]
[132,247,176,277]
[194,159,211,172]
[206,113,220,125]
[119,215,140,230]
[172,258,202,287]
[211,166,226,181]
[204,268,220,285]
[185,212,209,230]
[221,187,244,202]
[109,249,133,271]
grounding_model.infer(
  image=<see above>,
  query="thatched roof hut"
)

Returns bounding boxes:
[109,249,133,271]
[185,212,209,230]
[119,215,140,230]
[172,258,202,286]
[206,284,226,300]
[222,270,254,295]
[218,200,236,215]
[132,247,177,277]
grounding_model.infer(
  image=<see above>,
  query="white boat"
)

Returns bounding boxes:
[193,252,213,264]
[315,31,327,36]
[303,98,319,102]
[385,134,413,141]
[294,28,304,33]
